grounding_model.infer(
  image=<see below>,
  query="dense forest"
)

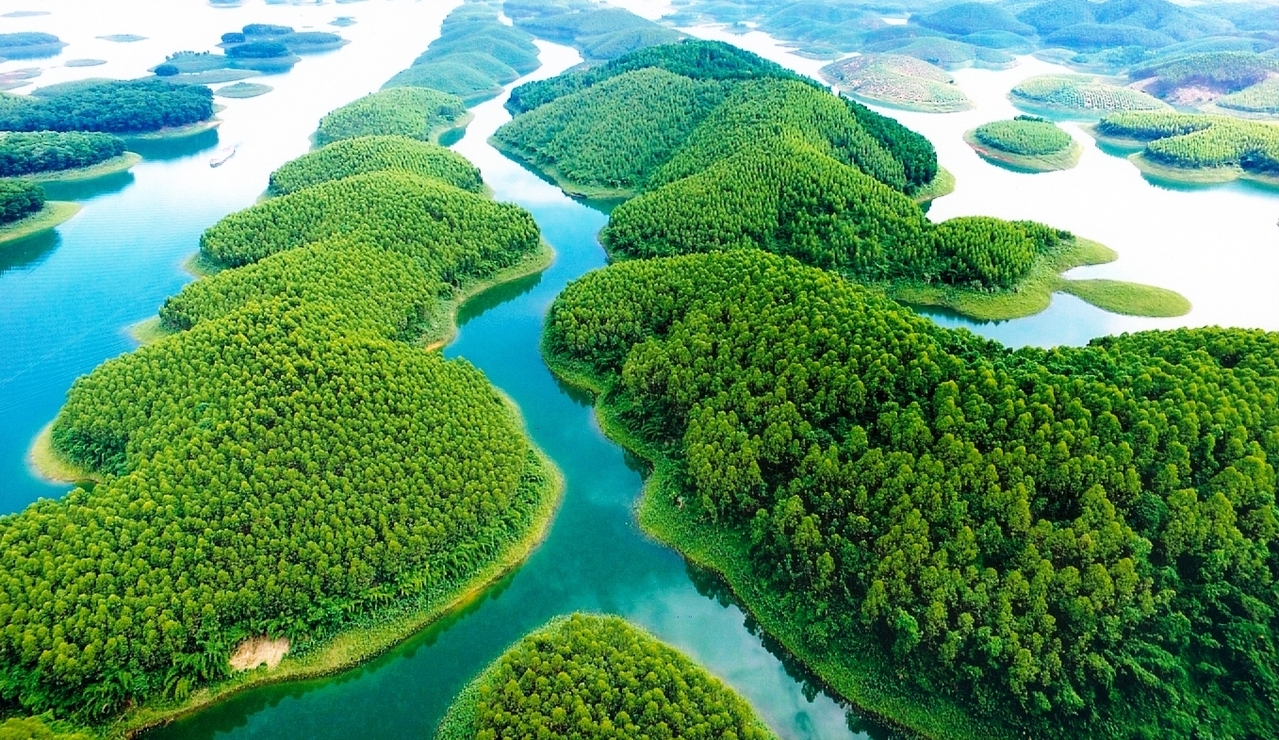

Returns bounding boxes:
[0,132,126,177]
[603,134,1068,291]
[0,180,44,225]
[0,24,555,720]
[313,88,467,146]
[267,136,482,196]
[382,2,541,106]
[496,41,938,197]
[543,250,1279,739]
[0,80,213,135]
[437,615,777,740]
[1096,111,1279,174]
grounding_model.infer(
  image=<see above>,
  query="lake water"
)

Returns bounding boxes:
[1,3,1276,739]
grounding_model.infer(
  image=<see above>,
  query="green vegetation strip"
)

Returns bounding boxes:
[436,614,778,740]
[543,250,1278,739]
[20,153,141,183]
[0,200,79,247]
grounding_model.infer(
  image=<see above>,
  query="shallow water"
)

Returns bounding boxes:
[3,4,1276,739]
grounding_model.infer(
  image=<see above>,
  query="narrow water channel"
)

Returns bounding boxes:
[143,40,884,740]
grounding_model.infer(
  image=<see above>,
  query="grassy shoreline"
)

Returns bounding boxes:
[913,166,954,203]
[1086,127,1279,188]
[0,201,80,247]
[889,237,1190,320]
[21,152,142,183]
[962,130,1081,173]
[538,350,1014,740]
[26,423,100,485]
[847,89,972,114]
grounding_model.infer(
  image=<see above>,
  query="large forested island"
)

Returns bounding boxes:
[6,11,561,736]
[495,40,1186,320]
[544,249,1279,740]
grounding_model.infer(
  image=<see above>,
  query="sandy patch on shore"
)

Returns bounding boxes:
[229,636,290,672]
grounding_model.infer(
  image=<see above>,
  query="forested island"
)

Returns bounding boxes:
[496,40,1184,320]
[964,116,1082,172]
[437,615,777,740]
[8,16,562,736]
[543,249,1279,740]
[0,80,217,139]
[1091,110,1279,185]
[1009,74,1168,118]
[820,53,972,113]
[0,132,141,182]
[382,2,541,106]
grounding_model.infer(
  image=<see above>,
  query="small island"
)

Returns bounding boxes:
[437,615,778,740]
[964,115,1082,172]
[0,131,142,183]
[0,32,67,60]
[214,81,272,99]
[821,52,973,112]
[1010,74,1169,118]
[1089,111,1279,187]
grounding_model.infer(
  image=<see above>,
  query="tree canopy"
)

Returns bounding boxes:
[544,250,1279,739]
[438,614,777,740]
[0,80,213,135]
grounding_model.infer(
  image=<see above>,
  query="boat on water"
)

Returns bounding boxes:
[209,143,239,168]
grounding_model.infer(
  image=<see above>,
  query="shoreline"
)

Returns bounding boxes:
[0,201,81,248]
[913,166,954,204]
[1129,152,1279,189]
[489,136,639,202]
[123,118,222,143]
[537,350,1012,740]
[26,422,100,485]
[962,130,1081,173]
[21,152,142,184]
[424,240,556,352]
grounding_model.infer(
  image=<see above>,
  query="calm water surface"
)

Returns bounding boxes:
[3,3,1276,739]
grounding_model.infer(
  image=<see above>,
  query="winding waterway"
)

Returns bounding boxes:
[2,3,1278,739]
